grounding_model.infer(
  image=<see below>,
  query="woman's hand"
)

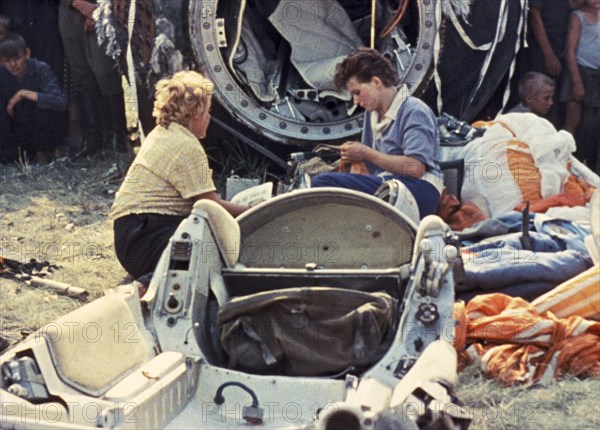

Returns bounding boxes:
[340,142,370,163]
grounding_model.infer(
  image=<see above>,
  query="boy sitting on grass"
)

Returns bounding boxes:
[0,32,68,163]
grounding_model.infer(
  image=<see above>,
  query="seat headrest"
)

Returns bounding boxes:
[192,199,240,267]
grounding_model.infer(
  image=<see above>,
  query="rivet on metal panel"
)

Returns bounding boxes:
[215,18,227,47]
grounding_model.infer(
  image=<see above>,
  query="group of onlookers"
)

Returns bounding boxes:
[0,0,127,164]
[0,1,598,170]
[510,0,599,171]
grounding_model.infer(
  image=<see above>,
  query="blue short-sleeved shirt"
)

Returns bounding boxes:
[361,94,443,185]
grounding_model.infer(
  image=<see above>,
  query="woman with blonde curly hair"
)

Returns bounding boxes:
[110,70,250,279]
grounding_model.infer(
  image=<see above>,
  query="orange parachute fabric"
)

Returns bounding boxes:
[506,139,543,203]
[532,265,600,321]
[454,293,600,386]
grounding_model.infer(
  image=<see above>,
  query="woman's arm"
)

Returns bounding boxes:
[193,191,250,217]
[565,13,585,102]
[340,142,426,178]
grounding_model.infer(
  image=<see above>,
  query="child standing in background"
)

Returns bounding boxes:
[526,0,584,129]
[561,0,600,170]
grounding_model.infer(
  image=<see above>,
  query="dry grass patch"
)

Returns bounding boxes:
[1,155,131,343]
[457,364,600,429]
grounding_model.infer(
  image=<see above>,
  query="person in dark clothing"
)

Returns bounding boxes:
[0,0,65,83]
[58,0,128,155]
[0,33,68,163]
[527,0,584,128]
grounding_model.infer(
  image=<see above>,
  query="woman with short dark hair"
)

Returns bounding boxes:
[312,48,443,220]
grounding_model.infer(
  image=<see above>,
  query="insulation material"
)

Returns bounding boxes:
[268,0,362,95]
[149,18,184,80]
[441,0,474,21]
[95,0,122,60]
[232,19,278,102]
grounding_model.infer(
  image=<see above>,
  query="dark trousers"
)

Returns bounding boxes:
[58,3,128,151]
[58,3,121,96]
[311,173,440,218]
[113,213,186,279]
[0,102,68,162]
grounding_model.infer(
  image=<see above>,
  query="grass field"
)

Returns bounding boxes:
[1,153,598,429]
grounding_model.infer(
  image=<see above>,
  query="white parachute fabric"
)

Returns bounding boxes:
[456,113,582,218]
[458,124,521,218]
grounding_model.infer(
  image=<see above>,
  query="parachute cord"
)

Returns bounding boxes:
[500,0,528,114]
[380,0,410,39]
[466,1,508,107]
[371,0,377,48]
[434,0,443,114]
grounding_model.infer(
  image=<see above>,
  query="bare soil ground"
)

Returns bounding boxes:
[1,153,598,429]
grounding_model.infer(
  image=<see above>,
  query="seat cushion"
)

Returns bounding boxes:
[44,294,152,395]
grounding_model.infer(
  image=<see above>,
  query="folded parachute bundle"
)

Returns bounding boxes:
[454,292,600,386]
[449,113,597,221]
